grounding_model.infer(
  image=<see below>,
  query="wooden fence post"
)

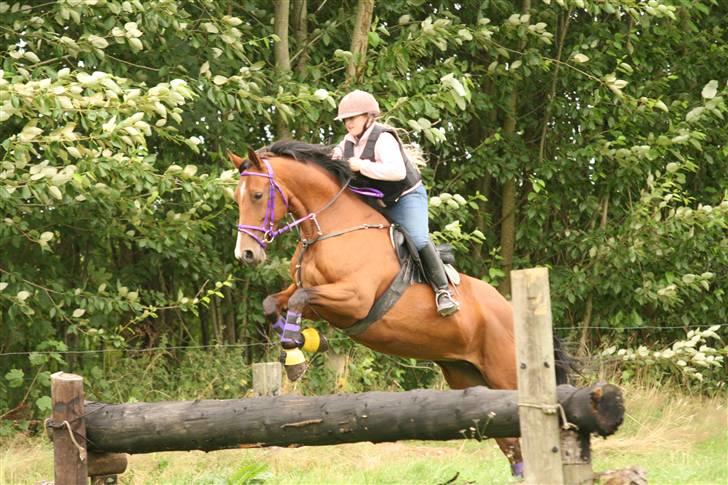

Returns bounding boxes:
[252,362,283,396]
[512,267,564,485]
[51,372,87,485]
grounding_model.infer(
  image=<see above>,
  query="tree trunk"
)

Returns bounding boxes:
[223,286,236,344]
[210,298,222,344]
[83,383,623,454]
[578,195,608,356]
[199,303,209,347]
[470,78,497,262]
[273,0,292,138]
[347,0,375,83]
[498,0,531,297]
[498,91,518,297]
[291,0,308,73]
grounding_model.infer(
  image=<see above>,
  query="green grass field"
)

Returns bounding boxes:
[1,385,726,484]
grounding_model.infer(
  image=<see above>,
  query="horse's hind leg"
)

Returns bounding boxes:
[437,361,524,478]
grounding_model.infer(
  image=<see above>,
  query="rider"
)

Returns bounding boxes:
[332,89,460,317]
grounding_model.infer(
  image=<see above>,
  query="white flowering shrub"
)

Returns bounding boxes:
[428,192,486,251]
[602,325,726,392]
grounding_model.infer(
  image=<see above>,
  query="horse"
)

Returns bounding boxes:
[230,140,566,477]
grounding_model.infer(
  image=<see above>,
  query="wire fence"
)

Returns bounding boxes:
[1,322,724,359]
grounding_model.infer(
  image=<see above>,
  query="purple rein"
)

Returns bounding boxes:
[236,159,384,249]
[348,185,384,199]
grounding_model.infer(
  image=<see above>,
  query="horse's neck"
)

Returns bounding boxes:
[281,164,387,237]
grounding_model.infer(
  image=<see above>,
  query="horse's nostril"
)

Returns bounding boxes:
[243,250,255,263]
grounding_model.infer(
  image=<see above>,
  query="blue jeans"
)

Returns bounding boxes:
[382,185,431,250]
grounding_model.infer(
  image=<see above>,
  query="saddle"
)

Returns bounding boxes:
[342,225,460,336]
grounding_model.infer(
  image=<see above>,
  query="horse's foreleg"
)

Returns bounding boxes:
[278,283,362,381]
[263,284,297,324]
[263,284,321,347]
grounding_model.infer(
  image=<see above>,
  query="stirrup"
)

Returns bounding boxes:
[435,290,460,316]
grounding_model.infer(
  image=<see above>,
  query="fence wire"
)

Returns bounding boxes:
[1,322,724,359]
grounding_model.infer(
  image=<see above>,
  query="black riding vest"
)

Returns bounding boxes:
[343,124,421,206]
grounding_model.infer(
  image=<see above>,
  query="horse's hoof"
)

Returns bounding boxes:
[280,348,307,381]
[510,462,524,479]
[285,362,307,381]
[301,328,328,353]
[262,296,279,321]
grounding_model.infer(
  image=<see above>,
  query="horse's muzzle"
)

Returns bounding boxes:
[236,247,266,265]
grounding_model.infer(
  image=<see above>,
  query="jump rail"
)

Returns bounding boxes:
[47,267,627,485]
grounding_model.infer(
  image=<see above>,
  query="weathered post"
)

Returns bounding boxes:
[51,372,87,485]
[252,361,283,396]
[511,267,564,485]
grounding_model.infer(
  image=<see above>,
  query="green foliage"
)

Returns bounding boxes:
[228,461,271,485]
[1,0,727,421]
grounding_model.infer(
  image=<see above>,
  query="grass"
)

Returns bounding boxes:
[1,384,726,484]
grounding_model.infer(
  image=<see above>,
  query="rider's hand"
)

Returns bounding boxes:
[348,157,364,172]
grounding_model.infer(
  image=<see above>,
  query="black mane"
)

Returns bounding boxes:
[263,140,352,186]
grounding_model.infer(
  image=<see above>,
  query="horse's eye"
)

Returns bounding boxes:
[253,192,263,201]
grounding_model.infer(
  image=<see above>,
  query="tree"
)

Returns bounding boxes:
[1,0,725,417]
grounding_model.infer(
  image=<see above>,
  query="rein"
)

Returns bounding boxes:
[237,159,386,252]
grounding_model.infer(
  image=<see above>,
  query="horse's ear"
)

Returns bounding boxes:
[228,151,245,170]
[247,148,263,169]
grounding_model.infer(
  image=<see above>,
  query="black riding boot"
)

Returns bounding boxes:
[418,241,460,316]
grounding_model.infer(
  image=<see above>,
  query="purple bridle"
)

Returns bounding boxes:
[236,158,383,249]
[237,159,299,248]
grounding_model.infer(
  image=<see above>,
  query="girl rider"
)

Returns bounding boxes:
[332,90,459,317]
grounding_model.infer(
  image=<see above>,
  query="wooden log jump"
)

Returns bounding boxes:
[48,267,628,484]
[78,382,622,455]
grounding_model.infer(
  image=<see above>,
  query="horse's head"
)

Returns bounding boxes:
[230,148,289,265]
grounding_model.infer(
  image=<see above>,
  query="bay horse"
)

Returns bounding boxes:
[230,141,561,476]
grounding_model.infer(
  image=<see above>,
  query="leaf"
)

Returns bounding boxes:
[5,368,24,388]
[202,22,219,34]
[66,146,82,158]
[23,51,41,63]
[72,308,86,318]
[654,100,668,112]
[16,290,31,301]
[213,75,228,85]
[685,107,704,123]
[701,80,718,99]
[128,37,143,51]
[407,119,421,131]
[572,53,589,63]
[88,35,109,49]
[35,396,53,413]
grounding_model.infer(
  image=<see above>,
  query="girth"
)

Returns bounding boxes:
[341,226,460,337]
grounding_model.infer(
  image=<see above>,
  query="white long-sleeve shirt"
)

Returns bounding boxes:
[332,124,407,181]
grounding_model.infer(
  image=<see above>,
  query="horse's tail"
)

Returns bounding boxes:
[553,336,580,385]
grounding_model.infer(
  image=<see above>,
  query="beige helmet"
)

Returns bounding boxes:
[335,90,380,120]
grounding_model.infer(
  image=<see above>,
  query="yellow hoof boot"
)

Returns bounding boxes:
[280,348,307,381]
[301,328,329,353]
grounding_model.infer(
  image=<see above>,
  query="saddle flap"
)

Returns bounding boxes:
[444,264,461,286]
[389,225,459,286]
